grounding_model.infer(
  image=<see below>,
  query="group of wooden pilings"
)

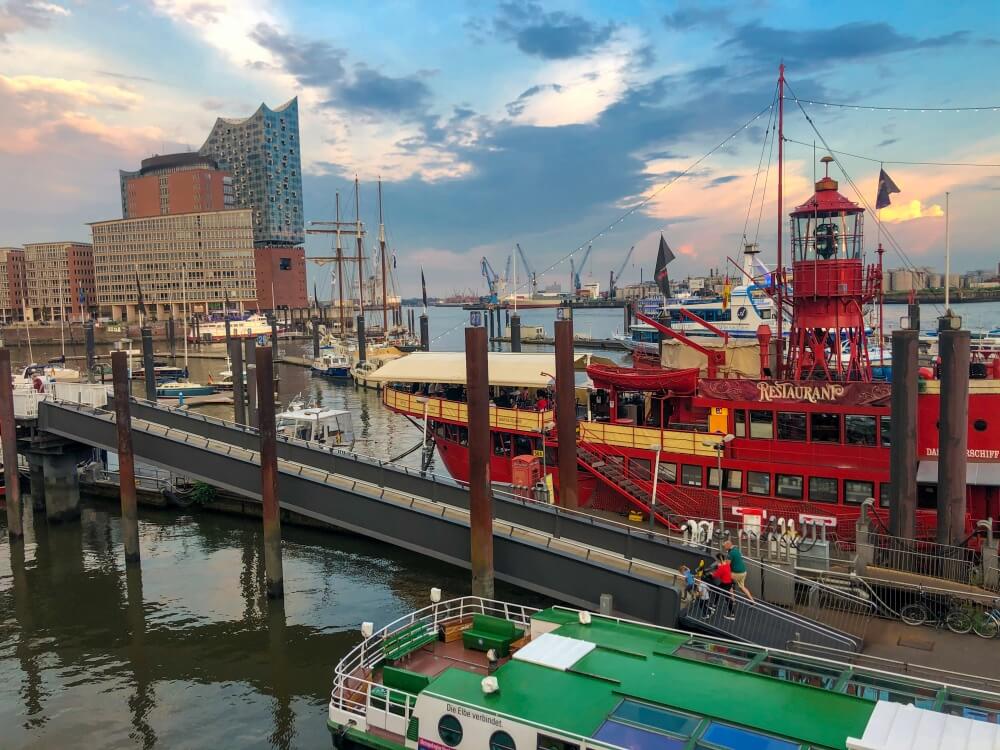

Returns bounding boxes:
[466,306,577,597]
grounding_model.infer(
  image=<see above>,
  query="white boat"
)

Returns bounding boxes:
[19,363,80,384]
[276,406,355,447]
[311,352,352,378]
[155,381,218,398]
[191,314,277,342]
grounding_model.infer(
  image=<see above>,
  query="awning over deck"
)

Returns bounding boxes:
[586,364,699,394]
[368,352,609,389]
[917,460,1000,487]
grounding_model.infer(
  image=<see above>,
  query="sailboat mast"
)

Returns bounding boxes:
[336,191,345,336]
[59,274,66,357]
[355,176,365,317]
[182,262,189,367]
[378,178,388,333]
[776,62,785,378]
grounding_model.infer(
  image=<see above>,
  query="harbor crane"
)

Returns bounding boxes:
[480,256,503,304]
[515,243,538,298]
[609,245,635,299]
[570,244,593,296]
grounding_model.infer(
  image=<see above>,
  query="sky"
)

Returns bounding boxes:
[0,0,998,299]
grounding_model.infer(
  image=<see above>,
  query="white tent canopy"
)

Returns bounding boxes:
[848,701,1000,750]
[367,352,557,388]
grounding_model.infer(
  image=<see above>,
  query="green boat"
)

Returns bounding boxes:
[328,597,1000,750]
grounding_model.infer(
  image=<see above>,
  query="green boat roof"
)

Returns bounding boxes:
[425,608,879,750]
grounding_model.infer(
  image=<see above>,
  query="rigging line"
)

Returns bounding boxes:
[785,80,944,316]
[753,106,778,248]
[789,97,1000,113]
[784,136,1000,168]
[509,99,777,295]
[740,83,779,253]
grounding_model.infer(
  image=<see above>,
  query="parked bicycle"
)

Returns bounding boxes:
[899,591,972,634]
[970,603,1000,639]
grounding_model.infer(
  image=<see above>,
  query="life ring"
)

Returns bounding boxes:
[737,306,748,320]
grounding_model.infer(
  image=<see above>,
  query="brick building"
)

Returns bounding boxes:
[23,242,95,322]
[0,247,26,323]
[119,153,234,219]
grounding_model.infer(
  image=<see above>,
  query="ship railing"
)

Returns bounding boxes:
[577,419,717,457]
[329,596,539,729]
[90,466,181,493]
[382,387,554,433]
[860,531,980,587]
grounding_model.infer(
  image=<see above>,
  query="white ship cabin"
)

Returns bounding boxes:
[277,407,355,447]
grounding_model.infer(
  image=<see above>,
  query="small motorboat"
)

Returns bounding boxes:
[311,352,351,379]
[155,381,218,398]
[19,363,80,383]
[276,406,355,447]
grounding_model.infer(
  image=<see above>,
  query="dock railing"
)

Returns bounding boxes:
[859,531,980,587]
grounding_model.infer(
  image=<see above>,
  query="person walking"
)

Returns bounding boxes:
[712,553,735,620]
[724,539,755,603]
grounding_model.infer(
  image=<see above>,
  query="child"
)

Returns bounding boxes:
[680,565,696,599]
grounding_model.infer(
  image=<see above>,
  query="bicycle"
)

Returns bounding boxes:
[899,591,972,634]
[970,604,1000,639]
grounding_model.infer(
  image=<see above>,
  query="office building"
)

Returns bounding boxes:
[23,242,95,322]
[90,210,256,320]
[0,247,26,323]
[119,153,234,219]
[199,98,303,246]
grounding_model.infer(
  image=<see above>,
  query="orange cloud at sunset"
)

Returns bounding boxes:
[880,199,945,223]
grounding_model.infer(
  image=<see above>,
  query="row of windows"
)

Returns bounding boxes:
[734,409,889,447]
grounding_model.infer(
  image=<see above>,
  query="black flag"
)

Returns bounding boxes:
[313,282,319,307]
[876,168,900,209]
[135,271,146,317]
[421,268,428,310]
[654,234,675,298]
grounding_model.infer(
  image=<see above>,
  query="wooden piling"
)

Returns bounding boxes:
[140,326,156,401]
[112,351,140,562]
[357,315,367,363]
[465,322,494,598]
[85,320,96,383]
[420,314,429,351]
[937,317,970,546]
[889,328,918,539]
[510,313,521,352]
[311,318,320,359]
[230,337,246,426]
[554,307,579,509]
[256,347,284,598]
[244,338,258,429]
[0,348,23,538]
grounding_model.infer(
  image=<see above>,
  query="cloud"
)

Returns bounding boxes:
[722,21,971,69]
[506,83,563,117]
[491,0,616,60]
[0,0,69,42]
[662,6,731,30]
[94,69,156,84]
[876,138,899,148]
[149,0,280,64]
[881,199,944,223]
[707,174,739,187]
[248,21,345,89]
[0,74,142,111]
[336,65,431,116]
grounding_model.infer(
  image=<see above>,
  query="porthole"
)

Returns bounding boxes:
[974,419,988,432]
[489,731,516,750]
[438,715,463,747]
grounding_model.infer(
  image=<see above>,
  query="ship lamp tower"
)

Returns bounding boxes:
[786,156,878,381]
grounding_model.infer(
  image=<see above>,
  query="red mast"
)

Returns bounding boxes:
[776,63,785,378]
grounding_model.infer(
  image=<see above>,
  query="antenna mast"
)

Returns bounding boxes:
[776,62,785,377]
[355,177,365,317]
[336,192,345,336]
[378,178,388,333]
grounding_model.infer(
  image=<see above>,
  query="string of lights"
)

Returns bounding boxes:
[509,100,778,295]
[790,97,1000,113]
[783,136,1000,168]
[739,83,779,254]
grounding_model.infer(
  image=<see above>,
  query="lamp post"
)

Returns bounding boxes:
[702,434,735,544]
[648,442,662,530]
[416,396,429,449]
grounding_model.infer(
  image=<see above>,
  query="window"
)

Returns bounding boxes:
[609,700,700,737]
[681,465,703,487]
[810,412,841,443]
[631,458,652,481]
[776,412,806,441]
[279,257,292,270]
[776,474,803,500]
[708,469,742,492]
[673,640,758,668]
[658,462,677,483]
[878,417,892,448]
[734,409,746,438]
[490,731,516,750]
[845,480,874,505]
[537,736,578,750]
[697,722,799,750]
[747,471,770,496]
[749,410,773,439]
[438,715,463,747]
[809,477,838,504]
[879,482,891,509]
[974,419,988,432]
[845,415,877,446]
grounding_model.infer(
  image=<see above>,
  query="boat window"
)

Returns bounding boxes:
[917,483,937,510]
[631,458,652,481]
[845,415,877,446]
[760,308,773,320]
[610,700,700,737]
[673,640,758,668]
[880,415,891,448]
[775,474,803,500]
[751,654,844,689]
[658,462,677,483]
[295,424,310,441]
[810,413,841,443]
[494,433,512,457]
[681,465,703,487]
[725,470,742,491]
[593,721,685,750]
[536,735,578,750]
[940,692,1000,724]
[842,673,938,708]
[844,480,874,505]
[776,412,806,441]
[747,471,770,496]
[733,410,746,438]
[696,722,799,750]
[749,410,774,439]
[438,715,463,747]
[490,730,516,750]
[808,477,838,504]
[879,482,891,508]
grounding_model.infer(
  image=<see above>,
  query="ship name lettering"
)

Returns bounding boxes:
[756,382,846,404]
[446,704,502,727]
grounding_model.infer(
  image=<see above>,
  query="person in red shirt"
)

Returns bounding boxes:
[535,390,550,411]
[710,553,736,620]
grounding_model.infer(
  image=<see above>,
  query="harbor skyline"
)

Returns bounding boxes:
[1,2,998,297]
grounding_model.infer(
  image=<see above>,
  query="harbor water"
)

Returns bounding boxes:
[1,301,997,748]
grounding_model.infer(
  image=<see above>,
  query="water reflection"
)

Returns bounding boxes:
[1,500,545,749]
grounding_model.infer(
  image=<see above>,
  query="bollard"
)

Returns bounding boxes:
[257,347,284,598]
[357,315,367,364]
[465,319,494,598]
[141,326,156,401]
[230,337,246,426]
[244,338,258,428]
[420,314,429,351]
[112,351,140,563]
[554,307,579,508]
[0,349,23,538]
[85,319,96,383]
[937,315,970,546]
[889,328,918,539]
[510,313,522,353]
